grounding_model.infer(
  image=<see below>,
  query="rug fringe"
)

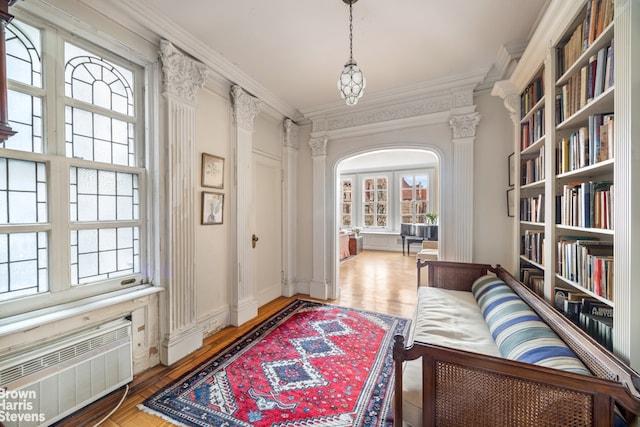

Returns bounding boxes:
[136,404,190,427]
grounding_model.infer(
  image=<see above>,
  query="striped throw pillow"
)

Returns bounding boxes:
[471,275,591,375]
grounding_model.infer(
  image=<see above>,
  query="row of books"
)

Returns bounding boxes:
[556,113,614,174]
[520,107,545,151]
[556,237,613,300]
[556,40,614,124]
[520,73,544,118]
[556,287,613,350]
[521,147,545,185]
[557,0,614,77]
[557,181,613,230]
[521,230,544,265]
[520,194,544,223]
[520,264,544,297]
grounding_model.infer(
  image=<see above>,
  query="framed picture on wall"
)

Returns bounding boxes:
[508,152,515,187]
[202,153,224,188]
[506,188,515,217]
[202,192,224,225]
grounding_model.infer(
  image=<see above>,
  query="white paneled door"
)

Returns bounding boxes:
[252,152,283,307]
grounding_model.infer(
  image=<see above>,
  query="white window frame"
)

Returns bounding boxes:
[1,10,157,317]
[398,171,431,224]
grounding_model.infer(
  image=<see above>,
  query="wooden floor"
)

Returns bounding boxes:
[56,250,418,426]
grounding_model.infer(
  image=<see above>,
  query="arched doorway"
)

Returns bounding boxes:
[334,148,440,297]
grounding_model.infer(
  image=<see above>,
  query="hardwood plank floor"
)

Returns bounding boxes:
[55,250,417,426]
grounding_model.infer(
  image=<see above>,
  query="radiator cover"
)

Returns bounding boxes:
[0,318,133,427]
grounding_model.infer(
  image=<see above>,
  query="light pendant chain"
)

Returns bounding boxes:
[337,0,366,106]
[349,2,353,61]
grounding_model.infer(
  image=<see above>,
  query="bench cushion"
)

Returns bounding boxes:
[471,275,591,375]
[403,286,501,426]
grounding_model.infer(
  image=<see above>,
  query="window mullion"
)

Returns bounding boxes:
[48,156,70,293]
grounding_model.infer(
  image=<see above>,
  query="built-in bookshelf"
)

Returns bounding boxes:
[518,66,546,296]
[514,0,617,349]
[553,0,615,344]
[497,0,638,367]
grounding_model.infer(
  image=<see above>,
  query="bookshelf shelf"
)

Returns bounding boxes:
[556,158,614,181]
[555,224,614,236]
[521,180,545,190]
[556,87,614,131]
[555,274,613,307]
[521,136,545,155]
[520,221,544,227]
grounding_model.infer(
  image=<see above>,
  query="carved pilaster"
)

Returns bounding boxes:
[283,118,299,149]
[230,85,261,326]
[308,135,329,299]
[282,119,299,296]
[449,112,481,139]
[159,40,209,104]
[231,85,261,131]
[449,112,481,263]
[158,40,209,365]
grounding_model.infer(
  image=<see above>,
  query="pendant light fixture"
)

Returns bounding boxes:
[338,0,366,106]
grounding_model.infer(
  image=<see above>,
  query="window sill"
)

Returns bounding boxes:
[0,285,163,338]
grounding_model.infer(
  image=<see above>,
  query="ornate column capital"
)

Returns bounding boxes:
[308,136,328,156]
[159,40,209,104]
[283,118,299,149]
[449,112,481,139]
[231,85,261,132]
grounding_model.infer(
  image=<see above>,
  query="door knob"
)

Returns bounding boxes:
[252,234,259,248]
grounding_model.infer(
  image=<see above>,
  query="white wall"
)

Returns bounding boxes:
[195,87,232,336]
[473,90,516,270]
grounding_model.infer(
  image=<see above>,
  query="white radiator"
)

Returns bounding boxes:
[0,318,133,427]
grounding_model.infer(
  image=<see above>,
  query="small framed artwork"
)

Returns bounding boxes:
[202,192,224,225]
[507,188,515,217]
[201,153,224,189]
[508,152,515,187]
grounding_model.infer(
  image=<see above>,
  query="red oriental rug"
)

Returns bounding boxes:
[139,299,411,426]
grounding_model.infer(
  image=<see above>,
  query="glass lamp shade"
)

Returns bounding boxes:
[337,58,366,106]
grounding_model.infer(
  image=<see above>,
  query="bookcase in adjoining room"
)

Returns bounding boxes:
[493,0,640,369]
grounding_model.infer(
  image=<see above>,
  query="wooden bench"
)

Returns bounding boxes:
[393,260,640,427]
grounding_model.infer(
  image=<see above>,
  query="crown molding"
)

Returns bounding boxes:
[76,0,301,122]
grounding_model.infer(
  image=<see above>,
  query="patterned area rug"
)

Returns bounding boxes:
[139,299,411,426]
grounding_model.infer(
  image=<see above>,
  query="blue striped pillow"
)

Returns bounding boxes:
[471,275,591,375]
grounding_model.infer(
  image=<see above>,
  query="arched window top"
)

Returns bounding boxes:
[64,42,135,117]
[6,19,42,88]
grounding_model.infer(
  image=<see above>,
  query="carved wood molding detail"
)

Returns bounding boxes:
[449,112,481,139]
[231,85,261,132]
[308,137,328,156]
[159,40,210,104]
[283,118,299,149]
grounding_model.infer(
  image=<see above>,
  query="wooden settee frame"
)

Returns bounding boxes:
[393,260,640,427]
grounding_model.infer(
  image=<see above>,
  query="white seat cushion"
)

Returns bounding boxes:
[402,286,501,426]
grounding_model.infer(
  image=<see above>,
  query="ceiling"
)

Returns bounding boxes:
[81,0,550,117]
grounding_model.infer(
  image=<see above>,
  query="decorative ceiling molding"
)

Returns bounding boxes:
[309,77,481,137]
